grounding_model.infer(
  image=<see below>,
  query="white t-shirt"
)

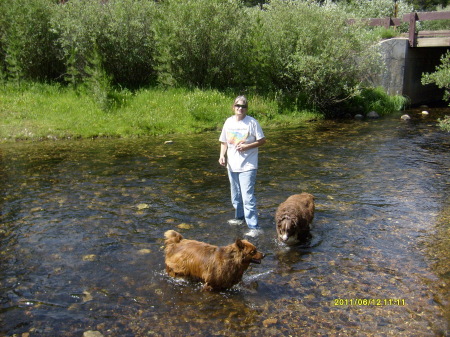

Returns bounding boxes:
[219,115,265,172]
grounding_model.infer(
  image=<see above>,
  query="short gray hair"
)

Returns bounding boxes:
[233,95,248,107]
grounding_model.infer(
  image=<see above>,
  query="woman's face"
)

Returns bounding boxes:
[233,100,247,120]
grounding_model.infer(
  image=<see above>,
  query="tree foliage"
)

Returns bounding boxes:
[422,51,450,103]
[0,0,63,83]
[154,0,249,89]
[51,0,158,88]
[0,0,407,115]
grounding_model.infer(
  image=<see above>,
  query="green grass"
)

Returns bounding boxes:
[0,83,323,142]
[0,82,409,142]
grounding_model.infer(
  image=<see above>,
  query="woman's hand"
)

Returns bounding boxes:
[219,142,228,166]
[236,142,246,152]
[219,156,227,166]
[236,138,266,152]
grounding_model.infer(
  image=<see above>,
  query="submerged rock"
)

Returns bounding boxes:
[83,331,103,337]
[367,111,380,119]
[263,318,278,327]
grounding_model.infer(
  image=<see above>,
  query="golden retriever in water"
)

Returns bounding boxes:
[164,230,265,291]
[275,193,315,245]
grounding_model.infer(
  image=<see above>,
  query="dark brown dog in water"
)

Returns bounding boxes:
[164,230,265,291]
[275,193,315,245]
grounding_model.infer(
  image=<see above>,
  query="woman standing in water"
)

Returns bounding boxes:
[219,96,266,237]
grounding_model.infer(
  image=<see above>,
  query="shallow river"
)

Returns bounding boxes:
[0,108,449,336]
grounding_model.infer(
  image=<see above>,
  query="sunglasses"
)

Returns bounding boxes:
[234,104,247,109]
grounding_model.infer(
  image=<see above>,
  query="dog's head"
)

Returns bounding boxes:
[235,239,265,264]
[277,215,300,244]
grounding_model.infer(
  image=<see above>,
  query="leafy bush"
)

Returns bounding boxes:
[437,115,450,132]
[51,0,158,88]
[154,0,249,89]
[0,0,406,118]
[0,0,63,82]
[252,0,383,114]
[422,51,450,103]
[348,86,408,116]
[373,27,401,39]
[337,0,413,19]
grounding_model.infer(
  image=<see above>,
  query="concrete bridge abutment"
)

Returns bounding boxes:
[375,38,448,106]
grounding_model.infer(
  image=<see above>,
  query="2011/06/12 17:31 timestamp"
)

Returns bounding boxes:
[333,299,406,306]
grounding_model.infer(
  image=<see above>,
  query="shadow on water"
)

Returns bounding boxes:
[0,108,449,336]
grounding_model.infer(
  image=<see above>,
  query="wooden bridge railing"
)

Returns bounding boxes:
[349,11,450,47]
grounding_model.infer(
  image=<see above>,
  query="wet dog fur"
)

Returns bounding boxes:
[275,193,315,245]
[164,230,265,291]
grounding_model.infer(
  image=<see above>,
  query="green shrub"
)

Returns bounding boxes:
[438,115,450,132]
[338,0,413,19]
[252,0,383,114]
[0,0,407,119]
[51,0,158,88]
[51,0,106,86]
[348,86,408,116]
[422,51,450,103]
[0,0,63,83]
[154,0,250,89]
[373,27,401,39]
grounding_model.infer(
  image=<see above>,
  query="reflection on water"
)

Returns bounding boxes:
[0,108,449,336]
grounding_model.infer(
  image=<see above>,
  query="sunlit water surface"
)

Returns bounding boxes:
[0,108,449,336]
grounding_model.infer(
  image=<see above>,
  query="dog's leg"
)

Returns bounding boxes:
[202,283,214,291]
[166,265,177,277]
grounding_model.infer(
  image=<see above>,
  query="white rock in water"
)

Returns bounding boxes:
[421,111,429,115]
[401,114,411,120]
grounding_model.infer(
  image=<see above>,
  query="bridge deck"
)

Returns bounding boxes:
[416,30,450,47]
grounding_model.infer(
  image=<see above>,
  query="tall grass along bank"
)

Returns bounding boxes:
[0,84,324,142]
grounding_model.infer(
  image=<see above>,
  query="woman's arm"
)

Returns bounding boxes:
[236,137,266,152]
[219,142,228,166]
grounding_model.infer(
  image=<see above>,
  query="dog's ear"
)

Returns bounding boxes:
[235,239,245,250]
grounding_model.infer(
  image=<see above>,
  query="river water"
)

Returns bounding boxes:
[0,108,449,336]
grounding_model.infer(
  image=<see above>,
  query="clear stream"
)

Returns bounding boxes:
[0,108,449,336]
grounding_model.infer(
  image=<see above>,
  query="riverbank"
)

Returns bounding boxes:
[0,83,411,142]
[0,83,323,142]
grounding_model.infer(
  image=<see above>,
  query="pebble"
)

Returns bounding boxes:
[263,318,278,327]
[136,203,150,210]
[401,114,411,120]
[82,254,97,262]
[137,249,152,255]
[83,331,104,337]
[82,291,93,302]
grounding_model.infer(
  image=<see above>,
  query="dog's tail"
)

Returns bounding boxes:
[164,230,183,245]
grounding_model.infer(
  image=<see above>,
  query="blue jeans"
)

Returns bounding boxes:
[227,169,259,229]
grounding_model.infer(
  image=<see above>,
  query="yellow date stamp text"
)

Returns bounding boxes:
[333,299,406,306]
